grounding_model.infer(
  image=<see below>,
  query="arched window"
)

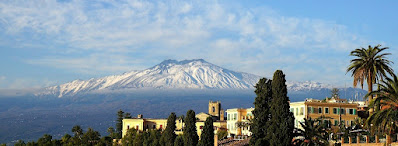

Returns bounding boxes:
[213,107,215,112]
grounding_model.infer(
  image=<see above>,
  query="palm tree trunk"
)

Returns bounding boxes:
[368,74,374,114]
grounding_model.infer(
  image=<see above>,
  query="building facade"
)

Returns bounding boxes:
[122,101,227,138]
[226,107,254,137]
[290,98,360,130]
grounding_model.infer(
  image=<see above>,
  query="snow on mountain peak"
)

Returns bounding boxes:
[39,59,260,97]
[286,80,334,91]
[37,59,336,98]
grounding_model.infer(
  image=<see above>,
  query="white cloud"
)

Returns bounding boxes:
[0,77,57,90]
[0,0,377,87]
[26,53,148,74]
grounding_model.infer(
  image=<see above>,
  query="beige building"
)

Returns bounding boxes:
[226,107,254,137]
[122,101,227,137]
[290,97,360,130]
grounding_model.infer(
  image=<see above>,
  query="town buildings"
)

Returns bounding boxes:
[122,97,365,139]
[122,101,227,137]
[290,97,361,130]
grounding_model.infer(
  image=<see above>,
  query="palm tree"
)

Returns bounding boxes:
[366,74,398,137]
[236,121,249,135]
[293,118,329,146]
[346,45,394,103]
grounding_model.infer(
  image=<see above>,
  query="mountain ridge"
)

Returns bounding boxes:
[38,59,338,98]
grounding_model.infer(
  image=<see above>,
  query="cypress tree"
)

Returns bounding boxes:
[267,70,294,146]
[199,117,214,146]
[116,109,124,139]
[174,135,184,146]
[161,112,177,146]
[183,110,199,146]
[250,78,272,145]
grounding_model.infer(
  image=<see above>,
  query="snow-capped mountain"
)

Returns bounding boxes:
[38,59,338,98]
[286,81,334,91]
[40,59,260,97]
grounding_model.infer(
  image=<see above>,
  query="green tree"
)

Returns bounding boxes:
[133,133,144,146]
[161,112,177,146]
[346,45,394,104]
[293,118,329,146]
[199,117,214,146]
[122,128,138,145]
[97,136,113,146]
[14,140,26,146]
[142,129,161,146]
[61,134,72,145]
[124,112,132,119]
[331,88,340,98]
[82,127,101,145]
[107,127,118,139]
[72,125,83,145]
[267,70,294,146]
[116,109,125,139]
[174,135,184,146]
[216,129,228,140]
[26,141,36,146]
[366,74,398,139]
[72,125,83,138]
[183,110,199,146]
[37,134,52,146]
[250,78,272,145]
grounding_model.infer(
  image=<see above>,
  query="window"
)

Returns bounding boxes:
[136,125,139,130]
[340,108,345,114]
[333,108,337,114]
[341,120,345,126]
[296,108,298,116]
[213,107,215,112]
[234,113,237,120]
[290,108,294,113]
[349,109,354,115]
[227,114,230,120]
[318,107,322,114]
[153,125,156,129]
[325,107,329,114]
[307,107,314,114]
[334,120,338,126]
[127,125,130,130]
[300,107,304,115]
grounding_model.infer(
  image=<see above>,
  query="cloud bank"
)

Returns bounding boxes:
[0,0,378,88]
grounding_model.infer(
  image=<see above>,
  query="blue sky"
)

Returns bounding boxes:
[0,0,397,89]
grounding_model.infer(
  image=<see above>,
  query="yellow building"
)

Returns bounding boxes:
[122,101,227,137]
[225,107,254,137]
[290,97,360,130]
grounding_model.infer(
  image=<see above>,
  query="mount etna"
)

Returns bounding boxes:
[0,59,366,144]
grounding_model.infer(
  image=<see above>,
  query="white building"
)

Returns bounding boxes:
[226,108,254,137]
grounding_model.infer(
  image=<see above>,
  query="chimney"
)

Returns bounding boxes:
[137,114,143,119]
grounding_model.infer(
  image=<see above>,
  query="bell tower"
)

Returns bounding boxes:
[208,101,223,121]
